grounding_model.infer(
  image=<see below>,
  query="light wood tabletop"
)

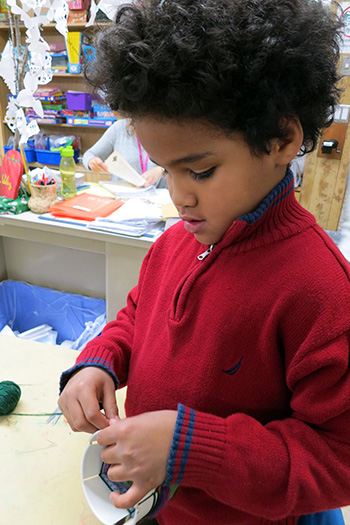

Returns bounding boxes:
[0,335,124,525]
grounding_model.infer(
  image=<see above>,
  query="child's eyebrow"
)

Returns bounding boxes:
[150,152,214,167]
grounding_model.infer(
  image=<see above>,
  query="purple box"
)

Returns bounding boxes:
[65,91,92,111]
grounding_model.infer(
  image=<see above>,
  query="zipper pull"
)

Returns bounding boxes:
[197,244,215,260]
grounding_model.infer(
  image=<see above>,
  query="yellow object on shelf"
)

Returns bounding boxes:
[66,31,82,73]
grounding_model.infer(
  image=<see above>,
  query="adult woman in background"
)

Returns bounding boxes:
[83,118,166,187]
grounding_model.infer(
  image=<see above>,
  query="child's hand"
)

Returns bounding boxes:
[58,367,118,433]
[98,410,177,509]
[88,157,109,173]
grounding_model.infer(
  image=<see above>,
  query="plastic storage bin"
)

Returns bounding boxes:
[0,280,106,350]
[66,91,93,111]
[35,148,80,166]
[3,146,36,163]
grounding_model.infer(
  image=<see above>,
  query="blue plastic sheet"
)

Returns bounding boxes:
[0,280,106,350]
[298,509,344,525]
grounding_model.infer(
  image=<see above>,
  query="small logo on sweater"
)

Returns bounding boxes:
[222,357,243,375]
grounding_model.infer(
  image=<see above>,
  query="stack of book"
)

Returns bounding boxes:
[91,103,118,120]
[25,87,67,124]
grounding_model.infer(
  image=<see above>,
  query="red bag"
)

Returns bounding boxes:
[0,149,24,199]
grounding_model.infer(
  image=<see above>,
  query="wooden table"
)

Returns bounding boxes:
[0,335,125,525]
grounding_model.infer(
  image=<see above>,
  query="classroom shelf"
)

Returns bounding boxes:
[0,20,109,155]
[52,73,84,78]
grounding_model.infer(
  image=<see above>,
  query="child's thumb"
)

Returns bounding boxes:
[110,483,148,511]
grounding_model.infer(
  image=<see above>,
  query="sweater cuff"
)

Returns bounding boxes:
[59,347,119,394]
[164,404,226,487]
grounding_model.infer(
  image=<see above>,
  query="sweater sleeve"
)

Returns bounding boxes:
[164,331,350,520]
[82,120,121,170]
[59,247,153,393]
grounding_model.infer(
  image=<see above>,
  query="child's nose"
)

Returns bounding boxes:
[170,177,197,209]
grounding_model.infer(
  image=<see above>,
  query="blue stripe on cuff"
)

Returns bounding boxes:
[175,407,195,484]
[59,360,119,394]
[163,404,186,485]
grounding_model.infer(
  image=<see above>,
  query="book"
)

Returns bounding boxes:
[34,86,63,97]
[104,150,147,187]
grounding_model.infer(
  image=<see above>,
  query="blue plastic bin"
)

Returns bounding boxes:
[3,146,36,163]
[35,148,80,166]
[0,280,106,350]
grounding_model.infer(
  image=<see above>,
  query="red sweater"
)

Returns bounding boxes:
[61,171,350,524]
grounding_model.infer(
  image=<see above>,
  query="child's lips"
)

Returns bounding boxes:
[181,217,206,234]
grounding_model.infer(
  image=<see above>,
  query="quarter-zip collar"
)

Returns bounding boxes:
[171,169,315,321]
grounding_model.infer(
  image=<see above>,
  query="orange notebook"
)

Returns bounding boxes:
[50,193,124,221]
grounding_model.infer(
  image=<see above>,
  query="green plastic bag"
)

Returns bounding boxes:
[0,187,29,215]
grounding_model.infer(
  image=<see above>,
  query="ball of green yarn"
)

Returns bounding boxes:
[0,380,21,415]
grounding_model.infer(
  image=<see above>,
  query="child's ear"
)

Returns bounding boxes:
[273,118,304,165]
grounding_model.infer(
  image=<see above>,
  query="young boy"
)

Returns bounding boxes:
[58,1,350,523]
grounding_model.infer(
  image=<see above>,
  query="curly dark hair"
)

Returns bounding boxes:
[86,0,342,155]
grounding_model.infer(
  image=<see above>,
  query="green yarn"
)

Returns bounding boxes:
[0,380,21,415]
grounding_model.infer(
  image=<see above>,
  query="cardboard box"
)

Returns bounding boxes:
[67,0,90,10]
[66,117,117,127]
[68,9,88,24]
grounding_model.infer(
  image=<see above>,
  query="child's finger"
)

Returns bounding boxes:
[98,420,123,446]
[79,390,110,430]
[61,399,98,434]
[102,386,119,421]
[110,483,149,510]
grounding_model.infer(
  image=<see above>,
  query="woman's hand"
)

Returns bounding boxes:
[88,157,109,173]
[142,166,164,186]
[58,367,118,433]
[98,410,177,509]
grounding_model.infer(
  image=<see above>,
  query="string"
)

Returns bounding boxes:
[136,137,149,174]
[3,412,62,417]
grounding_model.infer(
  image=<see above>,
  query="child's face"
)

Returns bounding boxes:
[134,118,287,245]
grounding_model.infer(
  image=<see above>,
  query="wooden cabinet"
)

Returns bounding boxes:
[0,22,111,163]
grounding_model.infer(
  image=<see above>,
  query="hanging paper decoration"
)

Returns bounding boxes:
[0,0,69,146]
[0,0,135,146]
[86,0,128,27]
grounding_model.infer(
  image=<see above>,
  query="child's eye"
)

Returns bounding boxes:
[162,168,169,177]
[191,167,215,180]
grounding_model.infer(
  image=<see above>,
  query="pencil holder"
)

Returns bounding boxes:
[28,183,59,214]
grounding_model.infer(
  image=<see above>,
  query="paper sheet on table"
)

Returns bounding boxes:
[100,197,163,222]
[105,150,147,187]
[99,180,156,199]
[87,197,164,237]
